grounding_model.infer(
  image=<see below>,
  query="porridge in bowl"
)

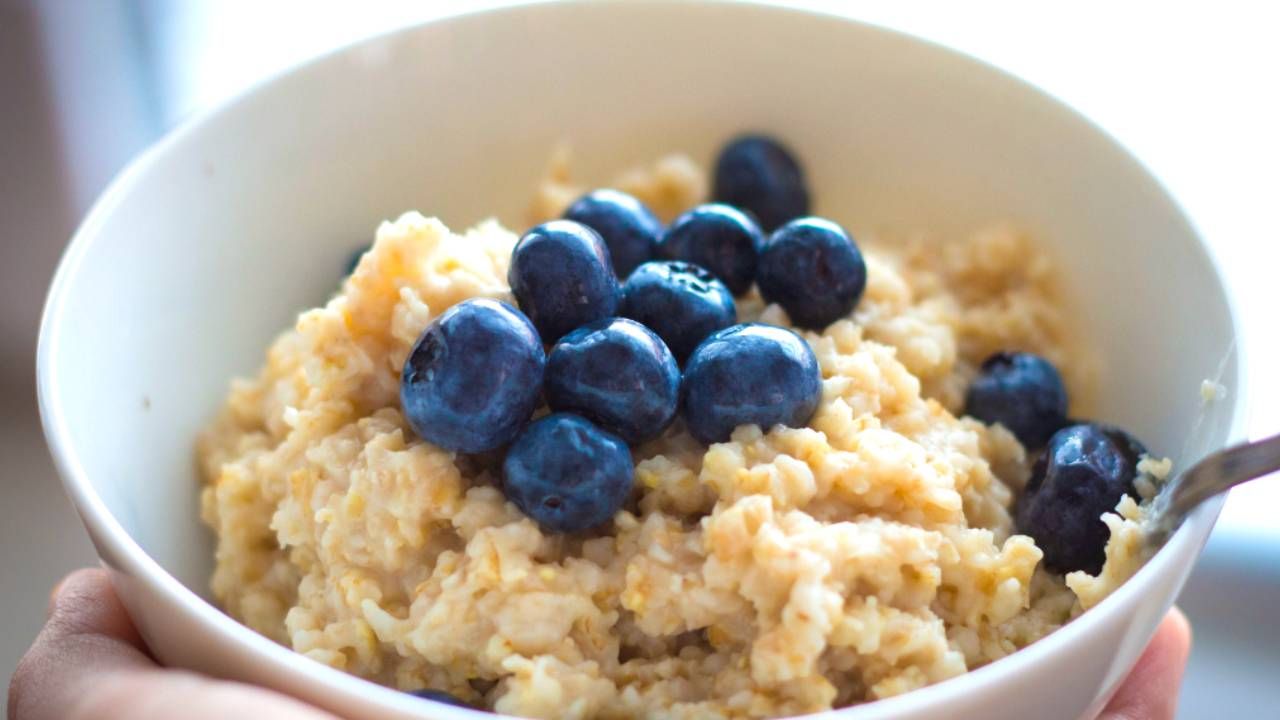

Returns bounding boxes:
[198,137,1168,718]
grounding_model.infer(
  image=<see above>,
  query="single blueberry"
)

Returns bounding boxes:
[681,323,822,444]
[407,689,473,708]
[965,352,1068,448]
[757,217,866,329]
[545,318,680,444]
[619,260,736,365]
[1017,423,1142,574]
[400,299,545,453]
[346,243,371,276]
[502,413,635,533]
[563,189,662,279]
[509,220,621,343]
[712,134,810,232]
[657,204,764,296]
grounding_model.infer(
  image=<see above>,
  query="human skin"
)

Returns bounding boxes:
[7,569,1192,720]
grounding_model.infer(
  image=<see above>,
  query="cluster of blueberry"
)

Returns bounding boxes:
[400,136,858,536]
[387,135,1153,579]
[963,351,1149,575]
[376,138,1153,707]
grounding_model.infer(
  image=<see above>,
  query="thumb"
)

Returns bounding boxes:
[9,568,338,720]
[1099,607,1193,720]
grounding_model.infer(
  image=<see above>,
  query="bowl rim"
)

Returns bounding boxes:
[35,1,1251,718]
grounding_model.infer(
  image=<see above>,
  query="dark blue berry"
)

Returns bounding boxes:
[545,318,680,444]
[965,352,1068,448]
[509,220,621,343]
[346,244,371,276]
[712,135,810,232]
[681,323,822,444]
[400,299,545,453]
[502,413,634,533]
[757,217,866,329]
[563,189,662,279]
[658,204,764,295]
[1017,423,1142,574]
[619,260,736,365]
[407,689,472,708]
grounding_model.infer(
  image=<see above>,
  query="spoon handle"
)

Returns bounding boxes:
[1163,433,1280,520]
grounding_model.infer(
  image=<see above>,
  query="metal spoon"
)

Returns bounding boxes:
[1146,433,1280,545]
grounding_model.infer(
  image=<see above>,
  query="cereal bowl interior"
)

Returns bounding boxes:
[38,2,1244,720]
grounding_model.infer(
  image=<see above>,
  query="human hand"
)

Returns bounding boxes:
[8,568,1192,720]
[7,569,336,720]
[1097,606,1192,720]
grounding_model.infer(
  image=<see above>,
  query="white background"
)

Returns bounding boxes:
[3,1,1277,717]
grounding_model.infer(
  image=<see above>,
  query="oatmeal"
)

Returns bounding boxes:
[199,150,1161,718]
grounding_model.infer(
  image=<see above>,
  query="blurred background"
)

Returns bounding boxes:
[1,1,1276,717]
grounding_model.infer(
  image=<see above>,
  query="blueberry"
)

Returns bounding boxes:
[757,217,866,329]
[502,413,634,533]
[407,689,473,708]
[965,352,1068,448]
[509,220,621,343]
[401,299,545,453]
[657,204,764,295]
[619,261,736,365]
[563,189,662,278]
[712,134,810,232]
[346,243,371,276]
[545,318,680,444]
[681,323,822,444]
[1017,423,1141,574]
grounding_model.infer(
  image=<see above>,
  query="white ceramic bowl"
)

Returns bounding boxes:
[38,2,1246,719]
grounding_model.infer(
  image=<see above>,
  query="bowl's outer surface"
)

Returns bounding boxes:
[38,2,1246,719]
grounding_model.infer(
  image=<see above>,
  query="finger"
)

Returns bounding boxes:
[1100,607,1193,720]
[9,568,338,720]
[43,567,149,653]
[10,568,155,720]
